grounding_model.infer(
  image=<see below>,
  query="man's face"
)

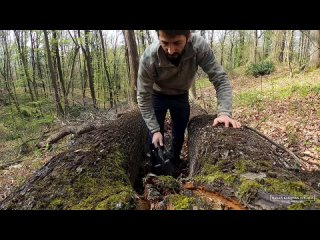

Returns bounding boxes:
[158,31,189,60]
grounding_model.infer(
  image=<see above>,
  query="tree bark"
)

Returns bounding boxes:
[123,30,139,106]
[83,30,97,108]
[186,112,320,210]
[310,30,320,68]
[14,30,35,102]
[53,30,69,111]
[99,30,114,108]
[43,30,64,117]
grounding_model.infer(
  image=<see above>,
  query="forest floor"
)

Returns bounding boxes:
[0,65,319,202]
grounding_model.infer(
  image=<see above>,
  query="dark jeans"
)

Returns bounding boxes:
[148,92,190,162]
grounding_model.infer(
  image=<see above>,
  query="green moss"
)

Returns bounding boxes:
[0,123,10,138]
[235,160,248,174]
[288,202,309,210]
[263,179,308,197]
[237,179,263,199]
[157,176,179,191]
[48,198,63,209]
[43,147,136,210]
[288,200,320,210]
[235,176,314,206]
[95,189,135,210]
[195,172,236,186]
[167,194,195,210]
[199,163,220,175]
[234,159,272,174]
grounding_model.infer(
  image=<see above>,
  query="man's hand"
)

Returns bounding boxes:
[152,132,164,148]
[212,115,241,128]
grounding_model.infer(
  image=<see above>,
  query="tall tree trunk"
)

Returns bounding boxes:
[53,30,69,111]
[138,30,146,53]
[219,31,228,66]
[303,31,311,65]
[99,30,114,108]
[123,30,139,106]
[82,56,88,105]
[29,30,39,99]
[35,31,47,97]
[145,30,152,45]
[14,30,35,101]
[228,31,236,69]
[210,30,215,49]
[310,30,320,68]
[83,30,97,108]
[200,30,206,40]
[279,30,287,63]
[43,30,64,117]
[252,30,258,63]
[66,45,79,97]
[238,30,245,66]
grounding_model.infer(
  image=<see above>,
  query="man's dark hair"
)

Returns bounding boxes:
[156,30,191,38]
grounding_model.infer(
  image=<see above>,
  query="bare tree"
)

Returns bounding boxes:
[218,30,228,66]
[14,30,35,101]
[43,30,64,117]
[145,30,153,45]
[310,30,320,68]
[123,30,139,105]
[99,30,114,108]
[53,30,69,111]
[209,30,215,49]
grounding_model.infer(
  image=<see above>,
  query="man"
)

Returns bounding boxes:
[137,30,241,172]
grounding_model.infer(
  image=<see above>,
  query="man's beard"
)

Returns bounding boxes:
[166,52,181,59]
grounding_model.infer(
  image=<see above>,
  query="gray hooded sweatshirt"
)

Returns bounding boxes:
[137,33,232,134]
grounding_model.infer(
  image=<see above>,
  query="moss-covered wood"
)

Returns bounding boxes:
[0,109,148,210]
[187,114,320,210]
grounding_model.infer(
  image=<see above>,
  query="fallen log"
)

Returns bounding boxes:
[0,109,148,210]
[36,124,99,148]
[187,114,320,210]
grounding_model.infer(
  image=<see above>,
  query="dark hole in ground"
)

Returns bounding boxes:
[133,151,189,195]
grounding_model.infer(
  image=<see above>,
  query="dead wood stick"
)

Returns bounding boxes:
[243,125,308,168]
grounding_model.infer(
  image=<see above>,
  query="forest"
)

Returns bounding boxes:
[0,30,319,210]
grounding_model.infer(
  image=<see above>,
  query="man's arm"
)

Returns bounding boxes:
[196,37,241,128]
[196,40,232,117]
[136,62,160,134]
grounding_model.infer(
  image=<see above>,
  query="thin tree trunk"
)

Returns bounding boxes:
[82,30,97,108]
[209,30,215,50]
[253,30,258,63]
[123,30,139,106]
[99,30,114,108]
[279,30,286,62]
[310,30,320,68]
[35,31,47,97]
[14,30,35,101]
[29,30,39,99]
[53,30,69,111]
[43,30,64,117]
[145,30,152,45]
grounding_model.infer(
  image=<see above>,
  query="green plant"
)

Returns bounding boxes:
[246,61,275,78]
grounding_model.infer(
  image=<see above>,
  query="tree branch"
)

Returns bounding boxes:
[243,125,309,168]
